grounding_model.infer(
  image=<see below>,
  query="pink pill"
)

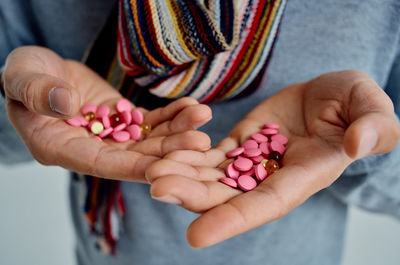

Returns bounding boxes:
[116,99,132,113]
[252,155,265,164]
[126,124,141,140]
[219,177,238,188]
[131,109,144,125]
[263,123,280,129]
[259,142,270,155]
[237,175,257,191]
[121,111,132,125]
[244,148,261,157]
[242,139,258,149]
[96,105,110,117]
[242,165,255,176]
[102,116,111,129]
[66,116,87,127]
[261,128,278,136]
[93,136,103,142]
[270,140,286,154]
[271,134,288,145]
[226,147,245,158]
[99,127,113,138]
[81,104,97,115]
[113,123,127,132]
[233,156,253,172]
[251,133,269,143]
[255,164,267,181]
[112,131,130,142]
[226,163,240,179]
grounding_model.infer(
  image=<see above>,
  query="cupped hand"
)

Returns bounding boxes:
[146,70,400,247]
[2,46,212,182]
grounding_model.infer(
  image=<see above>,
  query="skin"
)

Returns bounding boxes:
[146,70,400,248]
[2,46,212,182]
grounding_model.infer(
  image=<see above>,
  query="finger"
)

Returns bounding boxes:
[56,137,158,182]
[185,165,313,248]
[3,47,82,117]
[342,78,400,158]
[128,130,211,157]
[146,159,225,183]
[150,175,241,213]
[144,97,201,127]
[164,137,237,167]
[184,138,352,249]
[149,104,212,137]
[7,99,156,182]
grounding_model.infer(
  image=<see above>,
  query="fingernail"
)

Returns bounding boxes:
[152,195,182,205]
[193,116,212,130]
[49,87,71,115]
[357,127,378,158]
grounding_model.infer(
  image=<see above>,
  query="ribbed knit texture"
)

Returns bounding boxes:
[118,0,286,102]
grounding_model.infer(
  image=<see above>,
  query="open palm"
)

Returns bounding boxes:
[146,70,400,247]
[4,47,211,182]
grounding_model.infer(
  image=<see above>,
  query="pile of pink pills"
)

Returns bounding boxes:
[219,123,288,191]
[65,99,151,143]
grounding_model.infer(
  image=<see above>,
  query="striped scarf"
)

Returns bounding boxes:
[81,0,286,254]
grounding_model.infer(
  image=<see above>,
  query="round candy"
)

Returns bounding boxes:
[251,155,265,164]
[226,147,245,158]
[121,111,132,125]
[116,99,132,113]
[263,123,280,129]
[82,104,97,115]
[251,133,269,143]
[110,113,123,127]
[268,151,282,163]
[244,148,261,157]
[219,177,238,188]
[270,140,285,155]
[259,142,270,155]
[112,131,130,142]
[226,163,240,179]
[265,159,280,174]
[97,105,110,117]
[84,111,96,122]
[131,109,144,125]
[126,124,141,140]
[99,127,113,138]
[140,122,152,135]
[242,139,258,149]
[113,123,127,132]
[255,164,267,181]
[261,159,268,167]
[90,121,104,135]
[233,157,253,172]
[242,165,256,176]
[270,134,288,145]
[66,116,87,127]
[261,128,278,136]
[237,175,257,191]
[102,116,111,129]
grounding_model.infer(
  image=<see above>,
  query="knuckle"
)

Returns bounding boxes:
[146,159,170,182]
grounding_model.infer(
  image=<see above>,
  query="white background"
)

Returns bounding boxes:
[1,162,400,265]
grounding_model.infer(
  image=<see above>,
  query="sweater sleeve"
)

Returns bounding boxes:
[0,0,43,164]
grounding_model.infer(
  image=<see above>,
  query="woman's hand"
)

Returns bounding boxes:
[146,70,400,247]
[2,46,212,182]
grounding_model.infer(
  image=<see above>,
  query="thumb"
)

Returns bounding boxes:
[2,46,82,118]
[3,70,81,118]
[344,112,400,159]
[342,78,400,159]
